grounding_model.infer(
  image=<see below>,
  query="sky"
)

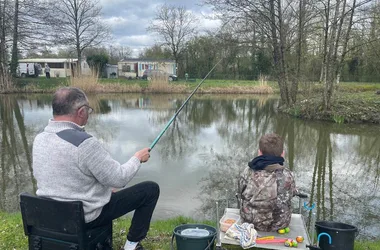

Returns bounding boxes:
[99,0,221,56]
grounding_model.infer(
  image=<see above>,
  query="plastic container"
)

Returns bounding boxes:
[315,221,358,250]
[172,224,216,250]
[181,228,210,237]
[219,213,240,232]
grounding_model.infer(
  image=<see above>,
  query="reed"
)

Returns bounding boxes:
[146,74,187,93]
[332,114,345,124]
[146,74,170,93]
[69,72,142,93]
[69,72,100,93]
[258,74,268,86]
[198,85,273,94]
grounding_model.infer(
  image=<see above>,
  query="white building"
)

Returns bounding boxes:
[118,58,177,79]
[18,58,91,78]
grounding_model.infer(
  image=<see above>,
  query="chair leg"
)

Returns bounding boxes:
[31,236,41,250]
[215,246,227,250]
[69,245,79,250]
[96,243,104,250]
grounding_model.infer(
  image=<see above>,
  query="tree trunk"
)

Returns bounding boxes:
[292,0,306,104]
[278,0,289,106]
[0,0,5,63]
[324,0,341,110]
[319,63,324,83]
[0,0,11,91]
[321,0,330,86]
[270,0,287,106]
[0,2,4,68]
[77,46,81,76]
[331,0,347,89]
[336,0,356,85]
[10,0,19,77]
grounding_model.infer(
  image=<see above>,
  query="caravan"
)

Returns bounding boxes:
[17,63,42,77]
[17,58,91,78]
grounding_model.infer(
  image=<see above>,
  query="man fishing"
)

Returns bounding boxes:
[32,87,159,250]
[239,133,296,232]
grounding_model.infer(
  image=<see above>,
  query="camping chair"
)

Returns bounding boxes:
[19,192,112,250]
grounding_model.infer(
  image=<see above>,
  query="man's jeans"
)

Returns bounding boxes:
[86,181,160,242]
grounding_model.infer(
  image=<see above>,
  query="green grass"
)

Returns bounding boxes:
[100,78,274,88]
[298,81,380,94]
[1,212,379,250]
[337,82,380,93]
[13,77,272,92]
[11,78,380,92]
[13,77,68,90]
[0,212,28,250]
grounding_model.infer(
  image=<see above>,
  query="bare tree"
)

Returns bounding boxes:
[139,44,172,60]
[204,0,304,106]
[292,0,307,104]
[10,0,18,76]
[0,0,10,67]
[82,45,132,64]
[0,0,14,91]
[317,0,371,110]
[8,0,52,75]
[47,0,109,74]
[108,45,132,63]
[147,4,198,71]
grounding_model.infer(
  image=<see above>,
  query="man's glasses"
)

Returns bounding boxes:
[78,104,93,114]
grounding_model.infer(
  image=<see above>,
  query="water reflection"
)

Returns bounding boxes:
[199,117,380,240]
[0,95,35,211]
[0,94,379,240]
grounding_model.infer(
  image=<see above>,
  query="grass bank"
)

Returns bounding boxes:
[283,82,380,124]
[5,77,380,124]
[7,76,274,95]
[1,212,379,250]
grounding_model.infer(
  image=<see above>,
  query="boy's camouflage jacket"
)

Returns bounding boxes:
[239,164,296,232]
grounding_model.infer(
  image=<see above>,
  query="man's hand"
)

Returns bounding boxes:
[134,148,151,163]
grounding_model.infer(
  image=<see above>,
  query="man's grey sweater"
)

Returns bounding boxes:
[32,120,141,223]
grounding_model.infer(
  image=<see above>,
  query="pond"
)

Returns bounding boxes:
[0,93,379,240]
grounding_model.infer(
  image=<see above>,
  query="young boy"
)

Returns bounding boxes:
[239,133,296,232]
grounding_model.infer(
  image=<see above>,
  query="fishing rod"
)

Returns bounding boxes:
[149,58,223,150]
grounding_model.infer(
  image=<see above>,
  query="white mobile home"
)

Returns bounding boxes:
[18,58,91,78]
[118,58,177,79]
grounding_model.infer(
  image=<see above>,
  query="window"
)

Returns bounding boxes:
[122,64,131,72]
[48,63,64,69]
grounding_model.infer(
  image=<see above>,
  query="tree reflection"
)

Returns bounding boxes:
[0,95,36,212]
[197,97,277,218]
[0,94,114,212]
[196,101,380,239]
[149,95,277,161]
[308,126,334,223]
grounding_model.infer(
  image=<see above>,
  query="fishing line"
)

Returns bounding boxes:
[149,58,223,150]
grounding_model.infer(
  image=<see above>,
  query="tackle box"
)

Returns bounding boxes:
[219,210,240,232]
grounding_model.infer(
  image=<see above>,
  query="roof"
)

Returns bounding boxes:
[120,58,175,63]
[19,58,78,63]
[106,64,118,68]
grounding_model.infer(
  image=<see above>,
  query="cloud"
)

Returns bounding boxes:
[99,0,221,56]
